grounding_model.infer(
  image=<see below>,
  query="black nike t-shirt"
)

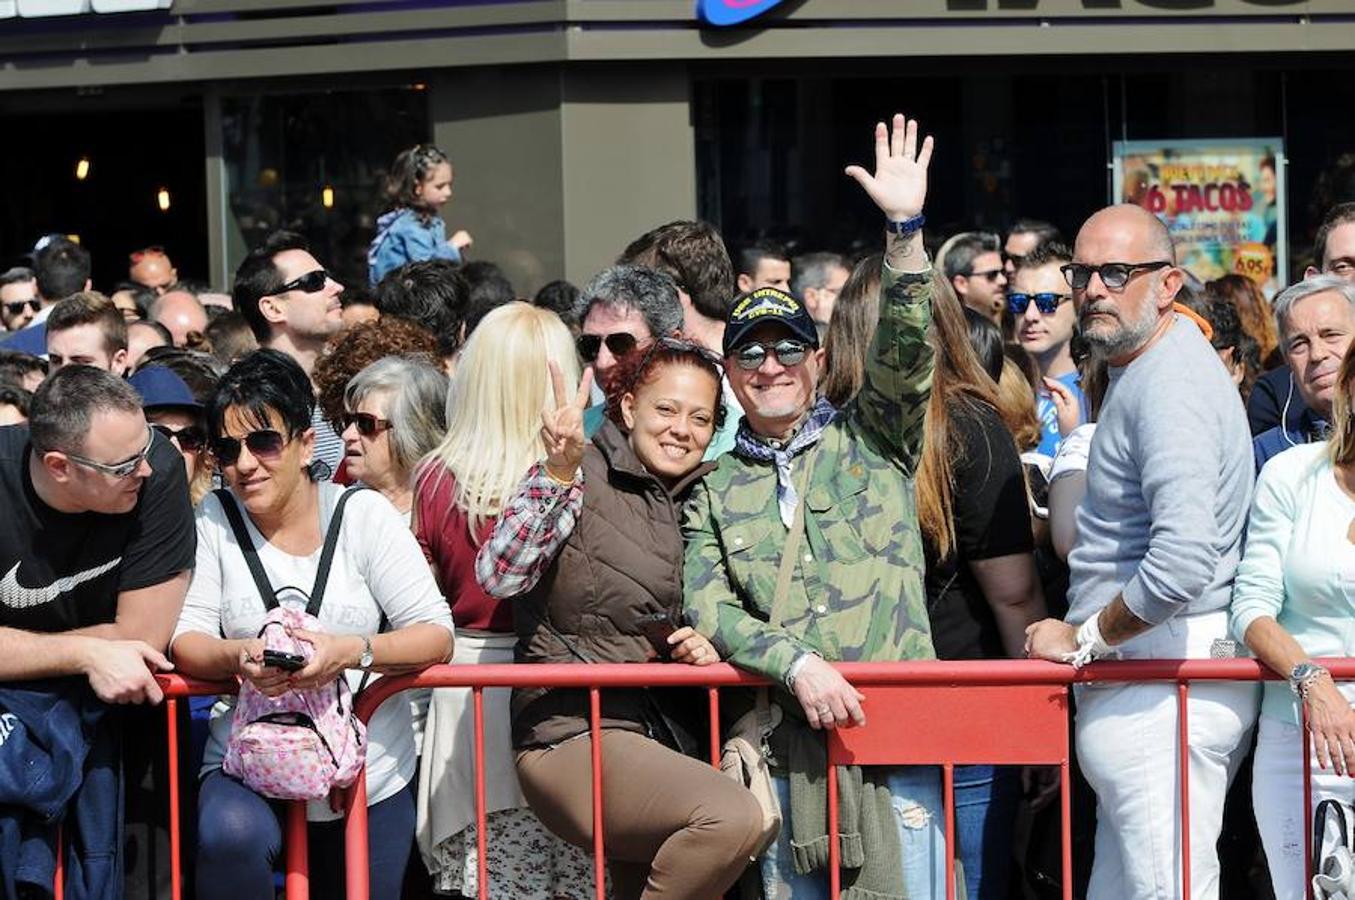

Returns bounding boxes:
[0,425,196,633]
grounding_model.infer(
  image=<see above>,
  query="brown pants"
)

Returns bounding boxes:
[517,729,766,900]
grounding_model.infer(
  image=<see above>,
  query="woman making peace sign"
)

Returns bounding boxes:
[475,336,768,900]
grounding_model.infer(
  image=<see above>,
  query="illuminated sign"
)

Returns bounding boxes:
[696,0,785,27]
[1113,138,1288,295]
[4,0,169,17]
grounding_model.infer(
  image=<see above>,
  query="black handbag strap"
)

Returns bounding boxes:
[308,487,364,616]
[215,486,366,618]
[216,488,277,611]
[1315,798,1350,858]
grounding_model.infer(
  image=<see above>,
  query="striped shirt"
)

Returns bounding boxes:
[310,406,344,482]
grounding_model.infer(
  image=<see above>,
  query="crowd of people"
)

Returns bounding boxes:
[0,114,1353,900]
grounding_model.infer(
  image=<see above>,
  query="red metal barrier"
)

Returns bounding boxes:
[136,658,1355,899]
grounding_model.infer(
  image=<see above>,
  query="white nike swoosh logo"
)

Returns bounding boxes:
[0,558,122,609]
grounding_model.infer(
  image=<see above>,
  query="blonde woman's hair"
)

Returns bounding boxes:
[1329,340,1355,468]
[419,302,581,532]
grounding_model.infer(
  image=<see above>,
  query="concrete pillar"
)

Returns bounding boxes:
[429,62,696,297]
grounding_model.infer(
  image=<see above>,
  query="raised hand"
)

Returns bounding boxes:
[844,113,934,222]
[540,360,594,482]
[1043,376,1084,438]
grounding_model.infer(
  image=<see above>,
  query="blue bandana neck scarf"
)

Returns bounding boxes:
[734,396,838,527]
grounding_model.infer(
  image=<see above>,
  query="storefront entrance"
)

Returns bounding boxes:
[0,101,207,289]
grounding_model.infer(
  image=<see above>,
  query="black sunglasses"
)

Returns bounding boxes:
[3,299,39,316]
[966,267,1005,283]
[209,429,288,466]
[732,339,810,371]
[577,332,640,363]
[339,411,393,438]
[277,269,331,295]
[152,423,207,453]
[1061,261,1172,292]
[1002,251,1026,268]
[1007,292,1072,316]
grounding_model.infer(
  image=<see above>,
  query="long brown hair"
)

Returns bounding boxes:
[994,357,1043,452]
[1208,274,1280,367]
[820,257,882,407]
[918,272,1006,558]
[819,257,1006,557]
[1330,340,1355,467]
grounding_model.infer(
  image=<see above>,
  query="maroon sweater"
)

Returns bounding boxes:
[413,463,514,632]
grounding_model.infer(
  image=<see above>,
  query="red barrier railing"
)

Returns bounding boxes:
[337,658,1350,900]
[44,658,1349,899]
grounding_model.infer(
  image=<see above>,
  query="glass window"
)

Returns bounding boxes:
[222,87,428,288]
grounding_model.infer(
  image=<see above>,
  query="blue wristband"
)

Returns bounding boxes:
[885,213,926,237]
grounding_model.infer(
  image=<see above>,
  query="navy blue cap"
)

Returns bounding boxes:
[723,287,820,357]
[129,366,201,411]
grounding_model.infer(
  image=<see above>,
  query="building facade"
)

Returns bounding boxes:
[0,0,1351,294]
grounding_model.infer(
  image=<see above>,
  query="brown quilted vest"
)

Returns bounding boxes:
[511,420,712,749]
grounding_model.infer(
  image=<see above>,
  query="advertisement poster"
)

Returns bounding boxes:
[1112,139,1286,296]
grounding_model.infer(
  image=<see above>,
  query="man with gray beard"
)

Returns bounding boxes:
[1025,204,1258,899]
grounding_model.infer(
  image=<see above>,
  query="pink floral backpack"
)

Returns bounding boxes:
[216,488,368,801]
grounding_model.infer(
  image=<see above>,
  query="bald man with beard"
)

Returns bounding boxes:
[1026,205,1258,900]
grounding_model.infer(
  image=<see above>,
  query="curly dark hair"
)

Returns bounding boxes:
[601,334,726,432]
[312,317,439,428]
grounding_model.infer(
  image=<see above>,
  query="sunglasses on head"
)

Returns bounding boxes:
[152,423,206,453]
[339,411,393,437]
[277,269,330,295]
[1060,261,1171,292]
[209,429,288,466]
[626,337,724,387]
[3,299,39,316]
[731,338,809,371]
[577,332,640,363]
[1007,292,1072,316]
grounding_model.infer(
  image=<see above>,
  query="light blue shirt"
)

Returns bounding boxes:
[1231,442,1355,724]
[1035,370,1086,457]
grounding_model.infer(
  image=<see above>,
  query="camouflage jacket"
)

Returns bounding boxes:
[682,264,937,682]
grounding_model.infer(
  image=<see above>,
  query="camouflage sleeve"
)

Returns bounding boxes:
[681,479,810,683]
[851,263,935,476]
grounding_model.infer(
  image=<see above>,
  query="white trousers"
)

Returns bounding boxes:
[1074,610,1260,900]
[1253,713,1355,900]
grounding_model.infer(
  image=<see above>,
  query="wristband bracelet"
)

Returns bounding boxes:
[544,464,577,487]
[885,213,926,237]
[785,651,818,691]
[1062,612,1112,669]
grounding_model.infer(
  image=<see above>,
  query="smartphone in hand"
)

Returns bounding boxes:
[261,649,307,672]
[634,611,678,659]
